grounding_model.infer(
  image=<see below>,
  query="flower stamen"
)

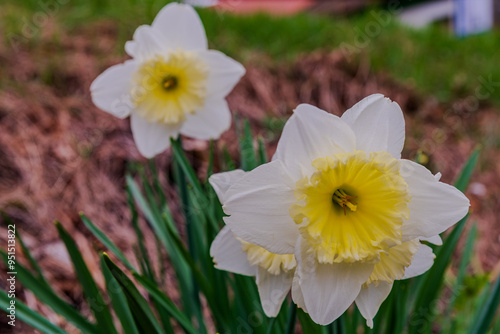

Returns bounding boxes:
[162,75,178,91]
[332,189,357,215]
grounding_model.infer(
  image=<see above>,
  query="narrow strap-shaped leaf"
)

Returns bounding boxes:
[126,175,164,233]
[258,136,267,165]
[207,139,215,180]
[80,213,135,271]
[100,255,140,334]
[170,138,204,195]
[171,139,220,232]
[138,172,163,280]
[0,289,68,334]
[454,147,480,192]
[55,222,117,334]
[447,224,477,317]
[285,302,297,334]
[409,214,469,334]
[330,315,347,334]
[492,312,500,334]
[127,176,195,325]
[16,230,49,286]
[0,250,98,333]
[469,274,500,334]
[238,119,258,171]
[102,254,163,334]
[132,273,197,334]
[222,145,236,170]
[392,279,410,333]
[152,298,175,334]
[148,159,166,206]
[297,308,326,334]
[266,318,277,334]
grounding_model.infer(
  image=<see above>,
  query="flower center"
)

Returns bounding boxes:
[239,239,296,275]
[290,151,411,264]
[161,75,178,91]
[131,50,209,125]
[332,188,358,214]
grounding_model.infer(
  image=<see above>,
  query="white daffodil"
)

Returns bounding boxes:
[210,170,296,317]
[90,3,245,158]
[211,94,470,326]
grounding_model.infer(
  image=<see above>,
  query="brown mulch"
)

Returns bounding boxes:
[0,20,499,333]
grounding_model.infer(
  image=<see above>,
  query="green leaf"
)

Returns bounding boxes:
[3,213,47,286]
[126,175,196,326]
[409,214,469,334]
[132,273,198,334]
[102,254,163,334]
[55,222,117,334]
[207,140,215,179]
[222,146,236,170]
[0,250,98,333]
[454,147,480,192]
[126,175,163,231]
[297,308,326,334]
[470,274,500,334]
[80,213,135,271]
[101,256,140,334]
[447,224,477,318]
[16,229,49,286]
[285,302,297,334]
[258,136,267,165]
[170,138,204,195]
[126,180,173,333]
[0,289,68,334]
[239,119,258,171]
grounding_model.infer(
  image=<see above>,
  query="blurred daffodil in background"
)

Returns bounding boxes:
[90,3,245,158]
[210,94,470,327]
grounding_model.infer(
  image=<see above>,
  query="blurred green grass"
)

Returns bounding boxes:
[1,0,500,106]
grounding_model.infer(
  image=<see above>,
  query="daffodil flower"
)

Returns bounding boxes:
[210,94,470,326]
[210,170,296,317]
[90,3,245,158]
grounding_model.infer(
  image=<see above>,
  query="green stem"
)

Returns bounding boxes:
[285,302,297,334]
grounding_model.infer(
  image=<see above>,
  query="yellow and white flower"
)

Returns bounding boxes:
[210,170,296,317]
[210,94,469,326]
[90,3,245,158]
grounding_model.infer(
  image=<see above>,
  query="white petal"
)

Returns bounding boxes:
[198,50,245,98]
[151,3,207,51]
[403,243,435,279]
[341,94,405,158]
[210,226,256,277]
[291,271,308,313]
[296,237,374,325]
[273,104,356,180]
[209,170,246,204]
[420,235,443,245]
[355,282,393,329]
[223,160,298,254]
[180,98,232,140]
[256,268,293,317]
[90,60,138,119]
[124,25,166,61]
[130,113,181,158]
[400,160,470,239]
